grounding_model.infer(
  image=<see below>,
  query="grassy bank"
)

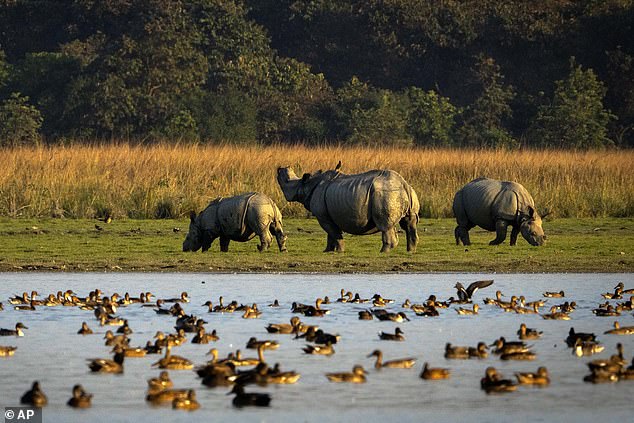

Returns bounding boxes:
[1,144,633,219]
[1,217,632,273]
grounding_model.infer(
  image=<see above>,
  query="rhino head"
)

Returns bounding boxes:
[520,207,546,246]
[277,163,342,207]
[182,211,213,252]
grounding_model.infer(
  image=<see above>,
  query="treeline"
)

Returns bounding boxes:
[0,0,632,148]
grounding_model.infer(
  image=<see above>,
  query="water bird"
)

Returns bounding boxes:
[103,330,129,347]
[454,279,494,303]
[77,322,93,335]
[358,310,373,320]
[480,367,517,393]
[268,299,280,307]
[420,363,451,380]
[302,298,330,317]
[242,304,262,319]
[116,319,133,334]
[325,365,367,383]
[491,337,531,355]
[583,370,619,384]
[367,349,416,369]
[372,309,410,322]
[302,342,335,355]
[229,384,271,407]
[192,328,218,344]
[501,351,536,360]
[265,316,303,334]
[543,290,565,298]
[14,299,37,311]
[515,367,550,386]
[152,345,193,370]
[378,327,405,341]
[444,343,470,359]
[573,339,605,357]
[456,304,479,315]
[21,381,47,407]
[172,390,200,411]
[592,304,621,317]
[0,346,17,356]
[146,388,189,403]
[163,292,190,303]
[88,345,125,373]
[148,371,173,391]
[517,323,542,340]
[565,328,596,347]
[541,306,570,320]
[67,384,92,408]
[0,322,28,336]
[604,321,634,335]
[468,342,489,359]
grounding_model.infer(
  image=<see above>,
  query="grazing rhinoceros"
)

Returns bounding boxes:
[183,192,287,253]
[453,177,546,246]
[277,162,420,253]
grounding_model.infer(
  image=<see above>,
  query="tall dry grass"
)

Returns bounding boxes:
[1,144,632,219]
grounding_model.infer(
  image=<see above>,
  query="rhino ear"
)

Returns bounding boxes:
[189,211,197,223]
[527,206,535,218]
[302,173,311,182]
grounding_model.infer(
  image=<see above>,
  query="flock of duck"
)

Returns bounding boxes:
[1,280,633,411]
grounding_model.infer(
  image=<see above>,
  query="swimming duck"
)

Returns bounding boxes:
[229,384,271,407]
[152,345,193,370]
[378,327,405,341]
[266,316,303,334]
[297,327,340,344]
[9,291,30,305]
[566,328,596,347]
[116,319,133,335]
[517,323,542,340]
[21,381,47,407]
[484,290,505,306]
[604,321,634,335]
[371,294,394,307]
[264,365,301,384]
[351,293,370,303]
[367,349,416,369]
[358,310,374,320]
[0,322,28,337]
[372,309,410,322]
[587,345,625,374]
[242,304,263,319]
[583,369,619,384]
[480,367,517,393]
[543,290,565,298]
[601,286,623,300]
[172,389,200,411]
[103,330,129,347]
[14,299,37,311]
[491,337,531,355]
[414,305,440,317]
[163,292,190,303]
[454,279,494,303]
[541,306,570,320]
[120,346,147,357]
[513,303,540,314]
[0,346,17,356]
[152,299,172,315]
[468,342,489,359]
[144,340,163,355]
[88,345,125,373]
[303,342,335,355]
[268,299,280,307]
[501,351,537,360]
[613,282,634,294]
[401,299,411,308]
[192,328,218,344]
[456,304,479,315]
[67,384,92,408]
[336,290,353,303]
[246,337,279,350]
[420,363,451,380]
[325,365,367,383]
[515,367,550,386]
[228,346,265,367]
[522,297,547,308]
[146,388,189,403]
[303,298,330,317]
[444,343,470,359]
[617,296,634,311]
[592,304,622,317]
[573,339,605,357]
[77,322,93,335]
[148,371,173,391]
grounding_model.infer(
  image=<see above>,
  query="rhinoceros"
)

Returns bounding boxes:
[277,162,420,253]
[183,192,287,253]
[453,177,546,246]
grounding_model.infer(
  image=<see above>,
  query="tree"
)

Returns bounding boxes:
[0,92,43,146]
[530,59,614,149]
[405,87,460,146]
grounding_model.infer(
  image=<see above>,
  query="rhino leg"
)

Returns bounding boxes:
[269,222,287,252]
[379,226,399,253]
[219,236,230,252]
[509,225,519,246]
[399,217,418,252]
[489,220,509,245]
[454,225,472,246]
[318,219,344,252]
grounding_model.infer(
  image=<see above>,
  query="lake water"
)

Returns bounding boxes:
[0,272,632,423]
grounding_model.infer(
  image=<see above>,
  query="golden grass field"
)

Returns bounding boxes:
[1,144,633,219]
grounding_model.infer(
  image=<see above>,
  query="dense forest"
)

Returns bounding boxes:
[0,0,632,148]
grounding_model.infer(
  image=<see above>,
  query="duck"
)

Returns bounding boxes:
[0,322,28,336]
[566,328,596,347]
[264,365,301,384]
[302,342,335,355]
[297,327,340,344]
[573,339,605,357]
[146,388,189,403]
[372,309,410,322]
[21,381,47,407]
[420,363,451,380]
[14,299,37,311]
[151,299,172,314]
[88,345,125,373]
[604,321,634,335]
[336,290,353,303]
[153,345,193,370]
[371,294,394,307]
[602,284,623,299]
[501,351,537,360]
[103,330,129,347]
[543,290,565,298]
[592,304,622,317]
[242,304,262,319]
[587,346,625,374]
[491,337,531,355]
[583,370,619,384]
[454,279,494,303]
[192,328,218,344]
[378,327,405,341]
[456,304,479,315]
[172,390,200,411]
[163,292,190,303]
[229,384,271,407]
[148,371,173,391]
[541,306,570,320]
[246,337,279,350]
[325,365,367,383]
[144,340,163,355]
[77,322,93,335]
[515,367,550,386]
[444,343,470,359]
[358,310,373,320]
[0,346,17,356]
[67,384,92,408]
[120,346,147,357]
[483,290,505,306]
[116,319,133,334]
[265,316,304,334]
[517,323,542,340]
[414,305,439,317]
[480,367,517,393]
[351,293,370,303]
[468,342,489,359]
[268,299,280,307]
[303,298,330,317]
[367,349,416,369]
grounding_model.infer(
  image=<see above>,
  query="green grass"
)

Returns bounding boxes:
[0,217,632,273]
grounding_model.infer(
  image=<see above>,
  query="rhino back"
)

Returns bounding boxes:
[458,178,505,231]
[209,193,257,239]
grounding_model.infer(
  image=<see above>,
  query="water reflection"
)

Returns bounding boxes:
[0,273,632,422]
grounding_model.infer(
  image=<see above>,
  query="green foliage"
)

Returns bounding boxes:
[530,59,614,149]
[0,50,8,89]
[405,87,460,146]
[0,93,43,146]
[161,110,200,143]
[458,56,517,148]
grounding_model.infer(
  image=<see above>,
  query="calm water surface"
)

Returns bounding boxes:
[0,273,633,423]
